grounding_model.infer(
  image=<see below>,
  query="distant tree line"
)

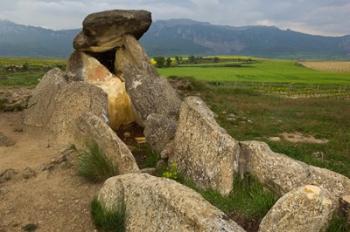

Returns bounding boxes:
[152,56,223,68]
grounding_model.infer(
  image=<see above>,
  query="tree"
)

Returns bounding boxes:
[153,56,165,68]
[188,55,196,64]
[166,57,172,67]
[213,57,220,63]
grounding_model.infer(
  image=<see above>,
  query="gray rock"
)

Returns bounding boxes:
[74,10,152,52]
[171,97,240,195]
[0,132,16,147]
[115,35,181,125]
[24,68,67,129]
[0,169,18,183]
[47,81,108,145]
[144,114,177,153]
[75,113,139,174]
[0,88,31,112]
[240,141,350,199]
[259,185,335,232]
[307,166,350,199]
[240,141,310,195]
[22,168,36,180]
[98,173,246,232]
[25,68,108,145]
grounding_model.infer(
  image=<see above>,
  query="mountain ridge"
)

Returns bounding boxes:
[0,19,349,59]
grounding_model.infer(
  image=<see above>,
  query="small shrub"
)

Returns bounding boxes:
[78,143,117,182]
[91,198,126,232]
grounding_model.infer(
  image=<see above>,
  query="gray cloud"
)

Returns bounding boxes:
[0,0,348,36]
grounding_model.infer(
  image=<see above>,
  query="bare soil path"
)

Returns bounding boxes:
[0,111,101,232]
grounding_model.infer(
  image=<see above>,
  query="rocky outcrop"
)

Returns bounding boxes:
[0,88,31,112]
[240,141,350,198]
[76,113,139,174]
[74,10,152,52]
[170,97,240,195]
[97,173,246,232]
[67,51,135,130]
[259,185,335,232]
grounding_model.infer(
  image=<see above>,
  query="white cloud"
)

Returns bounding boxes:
[0,0,348,36]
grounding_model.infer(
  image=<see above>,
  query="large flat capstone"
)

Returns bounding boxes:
[74,10,152,52]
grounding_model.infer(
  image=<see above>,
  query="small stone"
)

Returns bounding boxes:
[268,137,281,142]
[22,223,38,232]
[141,168,156,175]
[0,169,18,183]
[123,132,131,138]
[0,132,16,147]
[22,168,36,180]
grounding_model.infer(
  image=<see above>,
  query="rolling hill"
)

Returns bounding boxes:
[0,19,349,59]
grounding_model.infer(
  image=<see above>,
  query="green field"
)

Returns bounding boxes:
[0,57,65,86]
[158,59,350,84]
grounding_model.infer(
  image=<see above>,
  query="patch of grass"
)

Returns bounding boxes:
[327,214,350,232]
[78,143,117,182]
[91,198,126,232]
[192,175,277,218]
[160,164,277,219]
[132,143,161,169]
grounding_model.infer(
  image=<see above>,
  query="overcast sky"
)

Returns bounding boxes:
[0,0,349,36]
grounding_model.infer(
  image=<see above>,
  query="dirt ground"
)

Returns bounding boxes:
[0,111,101,232]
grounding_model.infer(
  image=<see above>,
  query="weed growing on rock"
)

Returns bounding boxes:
[78,143,117,182]
[161,163,181,181]
[91,198,125,232]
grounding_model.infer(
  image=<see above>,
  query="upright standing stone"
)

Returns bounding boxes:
[76,113,139,174]
[170,97,240,195]
[47,81,108,145]
[24,68,67,129]
[115,35,181,124]
[115,35,181,152]
[67,51,135,130]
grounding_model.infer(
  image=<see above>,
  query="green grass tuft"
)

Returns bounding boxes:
[78,143,117,183]
[91,198,126,232]
[327,214,350,232]
[194,175,277,218]
[161,164,277,218]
